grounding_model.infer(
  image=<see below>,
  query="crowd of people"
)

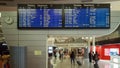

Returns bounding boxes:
[48,47,99,68]
[48,48,67,68]
[49,48,84,67]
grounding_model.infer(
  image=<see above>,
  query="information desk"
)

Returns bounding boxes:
[111,56,120,64]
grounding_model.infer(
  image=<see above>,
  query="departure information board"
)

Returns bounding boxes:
[18,4,110,29]
[64,4,110,28]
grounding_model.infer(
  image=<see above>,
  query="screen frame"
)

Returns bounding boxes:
[17,3,110,29]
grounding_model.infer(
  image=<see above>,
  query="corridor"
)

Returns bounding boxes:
[55,58,120,68]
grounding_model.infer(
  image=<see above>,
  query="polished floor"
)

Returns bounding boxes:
[53,58,120,68]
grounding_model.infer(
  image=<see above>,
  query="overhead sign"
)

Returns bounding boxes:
[18,4,110,29]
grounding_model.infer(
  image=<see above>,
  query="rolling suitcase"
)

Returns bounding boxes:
[76,61,82,66]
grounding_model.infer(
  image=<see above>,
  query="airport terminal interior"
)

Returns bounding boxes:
[0,0,120,68]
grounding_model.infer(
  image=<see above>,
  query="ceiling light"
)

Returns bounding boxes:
[85,37,88,39]
[82,37,84,39]
[90,37,92,40]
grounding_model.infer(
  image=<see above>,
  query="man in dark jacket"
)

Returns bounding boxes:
[70,51,76,65]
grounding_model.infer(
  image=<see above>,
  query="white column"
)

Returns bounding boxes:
[88,38,91,53]
[92,36,96,53]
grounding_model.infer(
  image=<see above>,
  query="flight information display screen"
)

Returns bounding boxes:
[64,4,110,28]
[18,4,110,29]
[18,4,63,28]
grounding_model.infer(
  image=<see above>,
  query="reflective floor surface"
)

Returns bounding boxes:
[54,58,120,68]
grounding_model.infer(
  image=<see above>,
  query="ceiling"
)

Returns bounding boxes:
[49,24,120,44]
[48,35,93,44]
[47,36,89,47]
[0,0,120,6]
[54,36,87,43]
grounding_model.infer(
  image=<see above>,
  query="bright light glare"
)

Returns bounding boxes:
[82,37,84,39]
[90,37,92,39]
[104,64,110,68]
[85,37,88,39]
[0,12,1,18]
[113,58,118,63]
[113,64,118,68]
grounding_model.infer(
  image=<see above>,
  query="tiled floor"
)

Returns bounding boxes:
[54,58,120,68]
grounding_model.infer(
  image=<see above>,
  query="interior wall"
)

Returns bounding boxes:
[0,2,120,68]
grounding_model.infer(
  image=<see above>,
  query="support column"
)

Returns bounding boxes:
[92,36,96,53]
[85,39,90,59]
[88,38,91,53]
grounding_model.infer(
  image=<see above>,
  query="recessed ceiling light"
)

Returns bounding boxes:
[85,37,88,39]
[90,37,92,39]
[82,37,84,39]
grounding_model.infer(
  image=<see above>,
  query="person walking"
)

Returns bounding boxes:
[93,51,99,64]
[59,50,64,62]
[89,51,94,63]
[70,51,76,65]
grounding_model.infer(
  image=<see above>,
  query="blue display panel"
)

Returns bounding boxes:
[18,4,62,28]
[18,4,110,29]
[64,4,110,28]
